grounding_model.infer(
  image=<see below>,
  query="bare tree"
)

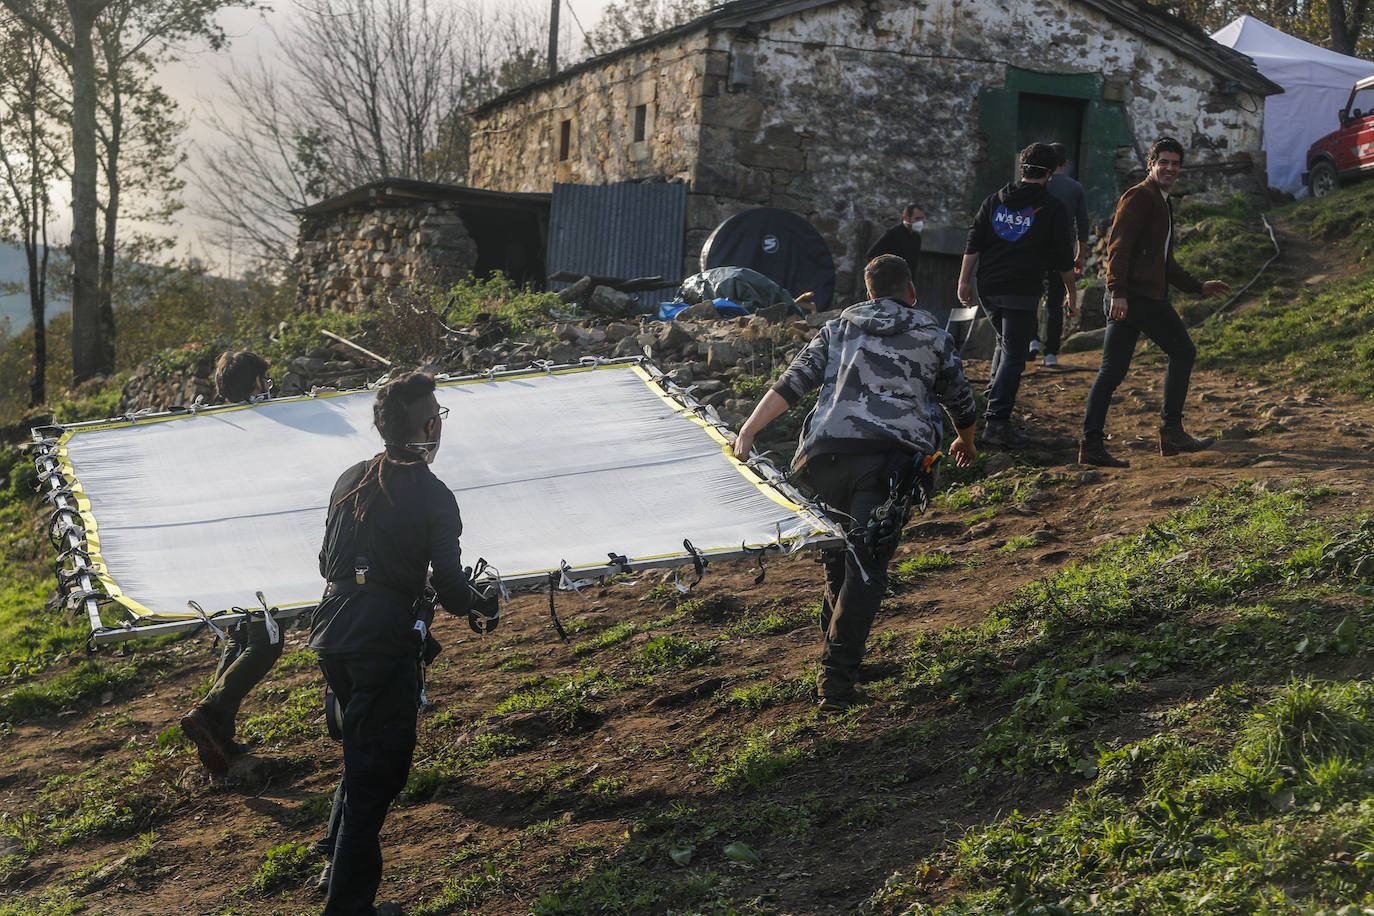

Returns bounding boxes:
[0,18,64,405]
[194,0,546,273]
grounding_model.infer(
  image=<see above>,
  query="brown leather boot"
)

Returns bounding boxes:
[1078,434,1129,468]
[1159,424,1215,456]
[180,705,230,775]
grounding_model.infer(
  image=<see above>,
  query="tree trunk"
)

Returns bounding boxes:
[27,238,48,407]
[100,55,121,363]
[1328,0,1370,56]
[68,0,110,383]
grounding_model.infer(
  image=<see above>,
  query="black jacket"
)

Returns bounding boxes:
[310,451,475,657]
[866,223,922,278]
[965,182,1074,296]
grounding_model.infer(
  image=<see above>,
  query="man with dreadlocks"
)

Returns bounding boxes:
[310,371,496,916]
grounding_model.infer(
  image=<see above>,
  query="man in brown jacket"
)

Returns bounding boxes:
[1078,137,1232,467]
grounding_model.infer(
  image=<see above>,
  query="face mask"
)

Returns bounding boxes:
[905,220,925,233]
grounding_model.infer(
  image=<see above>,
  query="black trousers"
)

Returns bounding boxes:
[1082,294,1197,436]
[317,653,421,916]
[798,452,902,699]
[1040,268,1067,355]
[983,297,1039,420]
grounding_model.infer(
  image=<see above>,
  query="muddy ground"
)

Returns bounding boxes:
[2,225,1372,916]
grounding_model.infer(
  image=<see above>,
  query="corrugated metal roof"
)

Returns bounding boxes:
[547,182,687,310]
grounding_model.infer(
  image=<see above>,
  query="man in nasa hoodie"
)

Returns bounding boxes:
[958,142,1077,448]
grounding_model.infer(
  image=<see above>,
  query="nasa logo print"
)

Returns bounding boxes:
[762,234,779,254]
[992,205,1040,242]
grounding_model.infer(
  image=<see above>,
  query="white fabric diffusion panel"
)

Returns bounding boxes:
[58,364,837,621]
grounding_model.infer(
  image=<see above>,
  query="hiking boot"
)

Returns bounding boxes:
[1078,435,1129,468]
[1159,424,1215,456]
[981,418,1030,449]
[817,688,874,714]
[1028,338,1043,357]
[314,860,331,894]
[1041,353,1059,368]
[180,706,230,775]
[376,903,406,916]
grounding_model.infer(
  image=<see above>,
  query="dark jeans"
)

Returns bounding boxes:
[1040,269,1067,355]
[983,297,1038,420]
[317,653,421,916]
[798,452,902,699]
[1082,294,1197,436]
[201,616,284,732]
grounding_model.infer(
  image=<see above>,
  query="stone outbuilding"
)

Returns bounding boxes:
[467,0,1281,310]
[293,179,549,312]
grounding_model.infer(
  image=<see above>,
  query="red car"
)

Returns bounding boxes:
[1304,74,1374,197]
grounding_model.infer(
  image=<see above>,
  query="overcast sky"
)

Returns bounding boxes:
[86,0,613,274]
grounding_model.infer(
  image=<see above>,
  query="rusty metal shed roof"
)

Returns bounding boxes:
[470,0,1281,118]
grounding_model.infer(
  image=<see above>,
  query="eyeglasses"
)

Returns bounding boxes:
[429,407,450,422]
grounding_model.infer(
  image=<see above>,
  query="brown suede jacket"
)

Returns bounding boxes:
[1105,176,1204,300]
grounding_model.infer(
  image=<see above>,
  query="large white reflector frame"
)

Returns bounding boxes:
[32,359,843,645]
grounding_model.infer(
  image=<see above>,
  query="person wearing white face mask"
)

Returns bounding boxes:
[310,371,497,916]
[866,201,925,281]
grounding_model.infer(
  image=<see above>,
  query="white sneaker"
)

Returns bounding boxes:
[1028,338,1043,356]
[1042,353,1059,367]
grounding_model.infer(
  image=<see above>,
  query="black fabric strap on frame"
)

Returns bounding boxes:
[547,570,569,644]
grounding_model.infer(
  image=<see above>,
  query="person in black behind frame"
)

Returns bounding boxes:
[310,371,497,916]
[180,350,282,774]
[866,201,925,280]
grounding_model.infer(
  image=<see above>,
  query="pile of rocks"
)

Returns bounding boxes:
[446,306,826,427]
[113,301,827,426]
[118,359,216,415]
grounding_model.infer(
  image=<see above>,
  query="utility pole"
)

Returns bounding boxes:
[548,0,559,77]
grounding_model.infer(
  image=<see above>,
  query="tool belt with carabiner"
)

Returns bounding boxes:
[851,450,941,558]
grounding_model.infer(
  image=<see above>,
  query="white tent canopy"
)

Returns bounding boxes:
[33,361,843,645]
[1212,15,1374,195]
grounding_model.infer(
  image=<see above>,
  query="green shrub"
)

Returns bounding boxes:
[630,636,716,673]
[434,273,558,333]
[250,842,312,893]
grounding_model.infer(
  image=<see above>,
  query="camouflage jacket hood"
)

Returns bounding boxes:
[771,298,978,469]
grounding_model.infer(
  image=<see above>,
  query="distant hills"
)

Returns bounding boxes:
[0,243,69,335]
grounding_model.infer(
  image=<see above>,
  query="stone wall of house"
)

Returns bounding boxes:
[467,37,710,195]
[468,0,1268,306]
[295,201,478,312]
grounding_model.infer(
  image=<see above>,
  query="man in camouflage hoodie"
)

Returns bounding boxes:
[733,255,977,711]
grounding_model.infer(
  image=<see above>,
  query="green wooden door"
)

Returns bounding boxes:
[1017,93,1086,178]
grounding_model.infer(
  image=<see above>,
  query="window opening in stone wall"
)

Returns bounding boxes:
[559,119,571,161]
[633,104,647,143]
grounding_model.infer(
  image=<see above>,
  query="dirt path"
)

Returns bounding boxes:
[3,294,1373,915]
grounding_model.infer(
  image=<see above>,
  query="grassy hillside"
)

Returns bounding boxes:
[0,184,1371,916]
[1179,182,1374,400]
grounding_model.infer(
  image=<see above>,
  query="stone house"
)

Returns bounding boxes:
[293,179,549,312]
[467,0,1280,310]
